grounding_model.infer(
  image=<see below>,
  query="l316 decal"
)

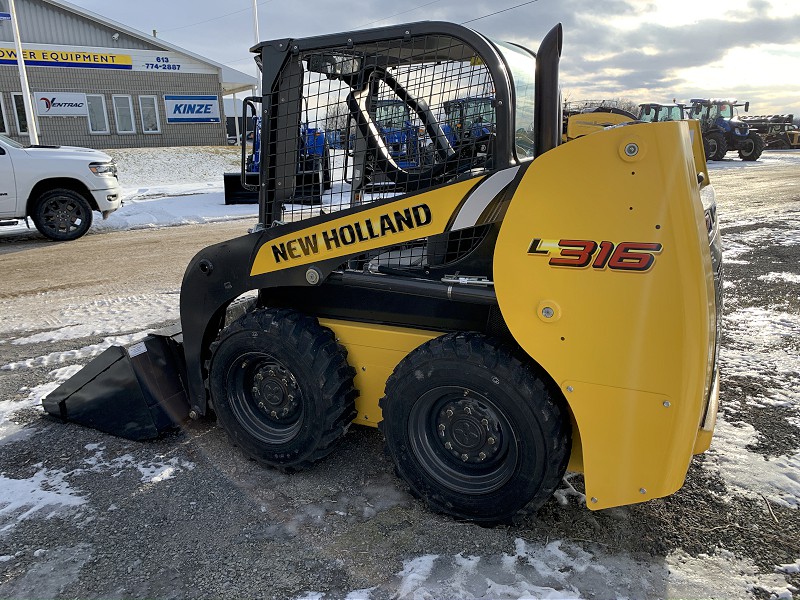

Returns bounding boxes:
[527,239,663,271]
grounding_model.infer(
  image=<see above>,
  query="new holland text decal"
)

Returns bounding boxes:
[272,204,431,263]
[527,238,662,271]
[248,177,484,277]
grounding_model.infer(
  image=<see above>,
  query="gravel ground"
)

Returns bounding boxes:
[0,152,798,599]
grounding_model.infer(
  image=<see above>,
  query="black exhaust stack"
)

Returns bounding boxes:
[534,23,563,158]
[42,325,190,441]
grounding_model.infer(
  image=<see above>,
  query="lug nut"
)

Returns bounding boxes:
[252,387,260,395]
[446,409,454,418]
[481,418,489,427]
[487,437,495,445]
[258,402,266,410]
[461,454,469,461]
[271,410,278,418]
[256,373,264,381]
[444,442,453,450]
[464,407,472,415]
[438,424,446,431]
[479,452,486,461]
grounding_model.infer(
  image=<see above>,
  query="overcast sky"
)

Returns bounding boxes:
[64,0,800,114]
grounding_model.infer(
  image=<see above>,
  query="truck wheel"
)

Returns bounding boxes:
[704,132,727,161]
[209,308,357,471]
[31,188,93,241]
[738,133,764,161]
[379,332,570,523]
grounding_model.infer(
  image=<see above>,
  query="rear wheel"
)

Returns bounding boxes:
[379,332,570,523]
[209,308,357,470]
[704,132,727,161]
[31,188,93,241]
[738,133,764,161]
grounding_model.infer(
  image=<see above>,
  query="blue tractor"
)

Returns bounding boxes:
[688,98,764,161]
[224,98,331,204]
[441,96,495,151]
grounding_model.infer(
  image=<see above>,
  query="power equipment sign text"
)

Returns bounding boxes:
[528,238,662,271]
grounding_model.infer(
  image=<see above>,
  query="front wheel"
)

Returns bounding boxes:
[379,332,570,523]
[704,132,728,161]
[738,133,764,161]
[31,188,93,241]
[209,308,357,471]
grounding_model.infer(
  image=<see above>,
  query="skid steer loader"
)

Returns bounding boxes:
[43,21,722,523]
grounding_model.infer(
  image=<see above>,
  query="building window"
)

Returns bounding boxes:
[0,95,8,135]
[139,96,161,133]
[86,94,110,134]
[12,93,28,135]
[112,95,136,134]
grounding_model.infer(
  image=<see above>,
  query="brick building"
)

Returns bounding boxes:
[0,0,255,148]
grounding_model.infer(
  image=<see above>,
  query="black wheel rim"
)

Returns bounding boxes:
[41,196,86,235]
[707,139,718,157]
[225,351,303,444]
[741,139,754,156]
[408,386,519,495]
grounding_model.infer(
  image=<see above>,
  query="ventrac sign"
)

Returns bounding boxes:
[34,92,88,117]
[164,95,220,123]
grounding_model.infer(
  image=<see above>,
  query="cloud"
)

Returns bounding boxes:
[57,0,800,112]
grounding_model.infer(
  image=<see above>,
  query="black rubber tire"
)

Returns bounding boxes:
[379,332,570,523]
[704,132,728,161]
[738,133,764,161]
[31,188,93,241]
[209,308,357,471]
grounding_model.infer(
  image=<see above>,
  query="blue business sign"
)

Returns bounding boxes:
[0,12,12,20]
[164,95,220,123]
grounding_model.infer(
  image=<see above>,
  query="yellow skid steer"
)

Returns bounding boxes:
[44,21,722,523]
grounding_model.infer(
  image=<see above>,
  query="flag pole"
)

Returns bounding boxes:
[8,0,39,145]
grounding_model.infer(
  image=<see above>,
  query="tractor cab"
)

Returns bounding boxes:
[637,103,686,123]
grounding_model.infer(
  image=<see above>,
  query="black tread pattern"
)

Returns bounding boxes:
[379,331,571,522]
[739,133,765,161]
[209,308,357,471]
[31,187,93,241]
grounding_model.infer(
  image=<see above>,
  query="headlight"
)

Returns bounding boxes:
[89,162,117,177]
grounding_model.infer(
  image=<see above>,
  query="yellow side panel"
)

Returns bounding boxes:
[687,118,710,185]
[566,112,633,141]
[494,121,716,510]
[318,319,441,427]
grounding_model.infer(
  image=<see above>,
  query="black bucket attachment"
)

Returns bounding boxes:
[223,171,259,204]
[42,324,190,441]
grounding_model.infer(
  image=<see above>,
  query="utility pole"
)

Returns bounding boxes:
[8,0,39,144]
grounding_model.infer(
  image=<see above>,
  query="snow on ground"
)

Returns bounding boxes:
[2,146,800,598]
[0,439,196,535]
[293,540,797,600]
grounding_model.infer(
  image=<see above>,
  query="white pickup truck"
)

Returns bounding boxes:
[0,134,122,241]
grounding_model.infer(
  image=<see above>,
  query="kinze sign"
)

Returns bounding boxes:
[164,95,220,123]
